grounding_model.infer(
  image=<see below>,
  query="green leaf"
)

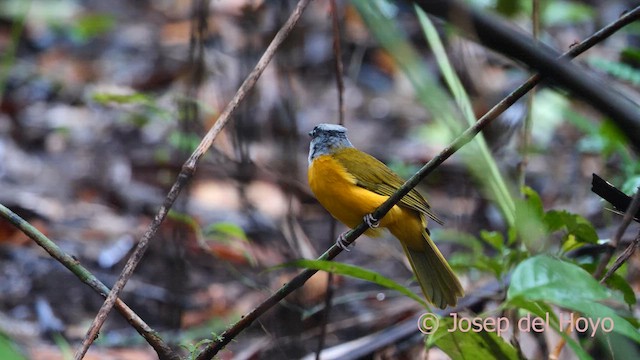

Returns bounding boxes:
[514,187,546,250]
[282,259,427,308]
[521,186,544,216]
[428,316,520,360]
[479,230,504,251]
[589,57,640,86]
[0,333,26,360]
[474,255,505,277]
[581,263,636,307]
[507,255,640,343]
[204,222,248,242]
[621,175,640,195]
[544,210,599,248]
[508,255,610,302]
[604,273,637,307]
[91,91,153,106]
[69,13,115,42]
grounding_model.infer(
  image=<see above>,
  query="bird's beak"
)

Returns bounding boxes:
[308,130,313,137]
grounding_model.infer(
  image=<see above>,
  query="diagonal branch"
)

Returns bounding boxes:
[73,0,314,358]
[0,204,179,360]
[194,4,640,359]
[409,0,640,152]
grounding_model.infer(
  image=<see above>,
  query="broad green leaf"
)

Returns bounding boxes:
[283,259,427,308]
[508,255,610,302]
[507,256,640,343]
[428,316,520,360]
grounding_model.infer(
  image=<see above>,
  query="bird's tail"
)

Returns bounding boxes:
[400,232,464,309]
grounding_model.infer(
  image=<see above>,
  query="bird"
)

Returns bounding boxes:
[307,123,463,309]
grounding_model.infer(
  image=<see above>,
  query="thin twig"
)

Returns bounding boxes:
[73,0,314,358]
[316,2,344,357]
[315,220,337,360]
[602,230,640,282]
[0,204,179,360]
[331,0,345,125]
[597,186,640,282]
[518,0,539,191]
[194,5,640,359]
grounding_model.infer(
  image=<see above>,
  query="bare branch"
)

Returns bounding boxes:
[73,0,314,358]
[0,204,179,360]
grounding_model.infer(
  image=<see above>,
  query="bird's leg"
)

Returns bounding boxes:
[364,213,380,228]
[335,232,351,252]
[336,213,379,251]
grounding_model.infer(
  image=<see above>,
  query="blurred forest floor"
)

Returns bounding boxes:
[0,0,639,359]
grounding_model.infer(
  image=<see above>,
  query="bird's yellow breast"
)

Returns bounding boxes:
[308,153,403,235]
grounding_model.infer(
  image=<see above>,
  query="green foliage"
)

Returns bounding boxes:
[168,211,253,265]
[443,186,603,285]
[181,338,214,360]
[415,6,516,227]
[542,1,594,25]
[507,256,640,345]
[204,222,248,243]
[283,259,428,308]
[168,131,202,154]
[589,57,640,86]
[469,0,594,25]
[580,263,637,306]
[90,90,171,127]
[66,13,116,43]
[515,186,599,253]
[544,210,598,252]
[336,2,637,359]
[51,333,73,360]
[428,316,520,360]
[443,228,528,279]
[0,334,26,360]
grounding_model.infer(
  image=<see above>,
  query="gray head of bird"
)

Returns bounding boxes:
[308,124,354,164]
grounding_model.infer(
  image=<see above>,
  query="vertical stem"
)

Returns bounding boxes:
[519,0,539,192]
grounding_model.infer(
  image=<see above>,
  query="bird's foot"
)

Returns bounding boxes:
[364,213,380,228]
[336,232,352,252]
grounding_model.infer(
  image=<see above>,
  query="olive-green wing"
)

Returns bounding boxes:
[333,148,443,225]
